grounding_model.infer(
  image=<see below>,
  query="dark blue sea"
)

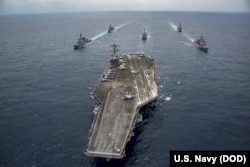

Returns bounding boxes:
[0,12,250,167]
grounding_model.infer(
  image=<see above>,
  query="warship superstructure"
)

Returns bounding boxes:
[108,25,115,33]
[85,44,158,159]
[177,23,182,32]
[142,28,147,40]
[194,34,208,52]
[73,33,92,50]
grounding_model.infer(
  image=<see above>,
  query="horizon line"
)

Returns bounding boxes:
[1,10,249,16]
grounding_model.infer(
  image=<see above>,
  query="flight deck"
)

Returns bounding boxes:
[85,53,158,159]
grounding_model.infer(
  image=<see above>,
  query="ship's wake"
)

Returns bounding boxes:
[115,21,132,30]
[182,41,194,47]
[168,20,195,43]
[167,21,177,30]
[139,35,151,39]
[182,32,195,42]
[91,21,132,41]
[91,30,108,41]
[159,94,172,102]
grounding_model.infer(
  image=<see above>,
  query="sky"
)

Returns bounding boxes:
[0,0,249,15]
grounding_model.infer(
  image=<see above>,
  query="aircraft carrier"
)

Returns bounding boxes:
[85,45,158,159]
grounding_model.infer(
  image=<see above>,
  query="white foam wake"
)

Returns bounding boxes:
[91,30,108,41]
[115,21,132,30]
[182,32,195,42]
[91,21,132,41]
[167,21,177,30]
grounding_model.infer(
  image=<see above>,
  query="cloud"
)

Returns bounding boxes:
[0,0,249,15]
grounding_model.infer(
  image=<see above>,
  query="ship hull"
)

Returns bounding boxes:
[74,44,84,50]
[85,54,158,159]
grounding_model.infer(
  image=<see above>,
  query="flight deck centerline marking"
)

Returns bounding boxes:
[107,140,114,151]
[133,78,140,104]
[144,70,154,97]
[94,91,110,147]
[103,91,111,114]
[133,79,141,105]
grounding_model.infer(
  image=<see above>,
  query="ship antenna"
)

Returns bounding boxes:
[111,42,118,58]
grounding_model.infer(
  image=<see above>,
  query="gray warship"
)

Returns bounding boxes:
[108,25,115,33]
[142,28,147,40]
[177,23,182,32]
[85,44,158,160]
[194,34,208,52]
[73,33,92,50]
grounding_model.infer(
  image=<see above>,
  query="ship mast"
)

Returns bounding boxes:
[109,43,120,68]
[111,43,118,58]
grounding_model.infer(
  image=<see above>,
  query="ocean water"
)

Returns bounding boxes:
[0,12,250,167]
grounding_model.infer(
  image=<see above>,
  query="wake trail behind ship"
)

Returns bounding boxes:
[167,20,195,42]
[115,21,132,30]
[182,32,195,42]
[167,21,177,30]
[91,21,132,41]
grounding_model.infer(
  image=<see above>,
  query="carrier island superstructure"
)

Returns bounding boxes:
[85,44,158,159]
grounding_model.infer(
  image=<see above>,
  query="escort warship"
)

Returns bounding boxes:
[73,33,92,50]
[142,28,148,40]
[194,34,208,52]
[177,23,182,32]
[108,25,115,33]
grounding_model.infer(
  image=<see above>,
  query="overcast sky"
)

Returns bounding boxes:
[0,0,249,15]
